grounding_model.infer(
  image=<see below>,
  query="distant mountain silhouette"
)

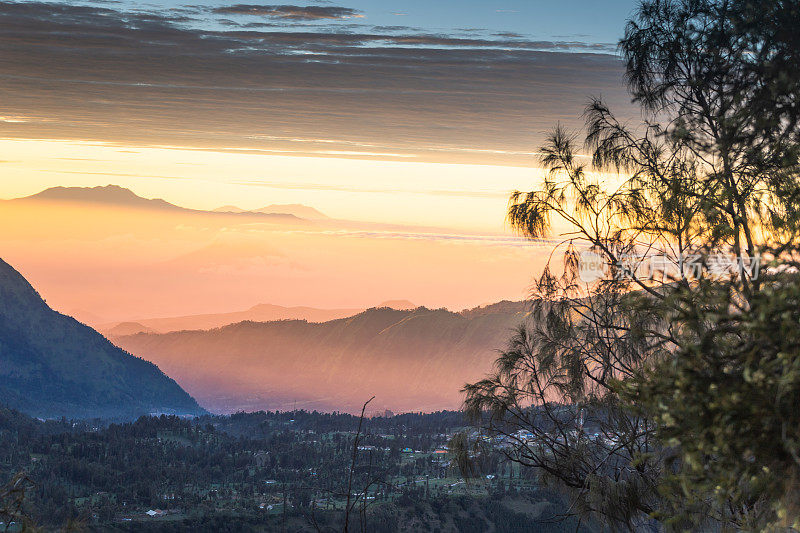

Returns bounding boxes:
[0,258,204,419]
[105,321,157,336]
[112,301,529,414]
[66,308,107,328]
[102,303,364,335]
[255,204,329,220]
[20,184,181,210]
[378,299,416,310]
[213,203,329,220]
[12,185,304,221]
[101,300,425,335]
[212,205,247,213]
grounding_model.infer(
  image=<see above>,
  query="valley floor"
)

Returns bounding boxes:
[0,409,592,532]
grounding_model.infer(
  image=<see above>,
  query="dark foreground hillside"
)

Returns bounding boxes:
[0,258,203,419]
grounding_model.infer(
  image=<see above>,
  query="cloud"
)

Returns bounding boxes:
[212,4,363,20]
[43,170,192,180]
[54,157,113,161]
[234,179,511,199]
[494,31,523,38]
[371,25,417,32]
[278,228,558,247]
[0,1,631,166]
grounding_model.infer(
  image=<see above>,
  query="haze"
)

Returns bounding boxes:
[0,0,634,333]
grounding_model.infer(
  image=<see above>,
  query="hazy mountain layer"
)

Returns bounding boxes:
[1,185,539,324]
[100,301,421,335]
[13,185,303,221]
[111,301,528,414]
[0,258,204,419]
[101,304,364,335]
[214,203,329,220]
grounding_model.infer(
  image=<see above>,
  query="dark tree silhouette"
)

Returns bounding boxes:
[461,0,800,529]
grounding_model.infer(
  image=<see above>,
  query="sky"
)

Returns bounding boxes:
[0,0,639,317]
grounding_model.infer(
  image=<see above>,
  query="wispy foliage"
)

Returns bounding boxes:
[461,0,800,529]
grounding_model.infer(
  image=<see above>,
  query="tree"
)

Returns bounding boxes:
[624,272,800,529]
[461,0,800,529]
[0,472,36,531]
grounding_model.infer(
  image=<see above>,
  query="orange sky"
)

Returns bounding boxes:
[0,136,563,321]
[0,138,538,232]
[0,136,606,322]
[0,185,551,323]
[0,0,633,323]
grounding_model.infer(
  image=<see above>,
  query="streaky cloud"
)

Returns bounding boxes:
[0,1,632,165]
[211,4,363,20]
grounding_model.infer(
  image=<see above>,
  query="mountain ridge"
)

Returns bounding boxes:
[100,303,365,334]
[0,258,205,419]
[213,203,329,220]
[100,300,423,334]
[111,301,529,414]
[10,185,305,222]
